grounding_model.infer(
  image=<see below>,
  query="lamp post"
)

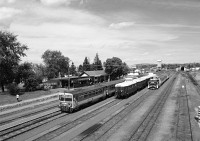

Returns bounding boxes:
[68,60,71,90]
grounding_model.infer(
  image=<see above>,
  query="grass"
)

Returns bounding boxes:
[0,88,67,106]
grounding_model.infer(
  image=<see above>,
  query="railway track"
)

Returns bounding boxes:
[186,72,200,95]
[174,76,193,141]
[31,99,122,141]
[0,100,58,119]
[0,104,58,126]
[0,110,66,141]
[71,75,175,141]
[124,75,176,141]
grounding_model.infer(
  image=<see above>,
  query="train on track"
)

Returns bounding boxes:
[59,79,124,112]
[147,74,169,89]
[59,72,169,112]
[115,73,156,98]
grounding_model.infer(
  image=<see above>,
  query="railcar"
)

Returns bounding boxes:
[136,77,147,90]
[148,77,160,89]
[58,79,124,113]
[115,80,137,99]
[101,79,123,97]
[147,74,169,89]
[115,73,156,99]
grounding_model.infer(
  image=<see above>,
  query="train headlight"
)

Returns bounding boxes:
[68,103,72,107]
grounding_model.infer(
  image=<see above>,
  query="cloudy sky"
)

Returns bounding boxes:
[1,0,200,66]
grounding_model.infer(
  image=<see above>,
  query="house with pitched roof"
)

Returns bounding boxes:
[79,70,108,85]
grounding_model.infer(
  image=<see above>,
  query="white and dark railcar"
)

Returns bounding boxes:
[115,74,154,99]
[58,79,123,113]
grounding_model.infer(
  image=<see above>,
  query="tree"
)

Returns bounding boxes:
[78,65,83,72]
[42,50,70,79]
[104,57,124,80]
[92,53,103,71]
[0,31,28,92]
[15,62,35,84]
[32,63,46,83]
[122,62,129,76]
[69,62,77,76]
[82,57,91,71]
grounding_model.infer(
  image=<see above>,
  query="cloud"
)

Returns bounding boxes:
[0,7,21,20]
[40,0,72,6]
[0,0,16,5]
[109,22,135,29]
[0,7,21,29]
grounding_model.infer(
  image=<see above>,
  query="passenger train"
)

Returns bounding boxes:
[115,74,156,98]
[58,73,169,112]
[58,79,123,112]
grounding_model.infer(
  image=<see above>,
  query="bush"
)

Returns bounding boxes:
[7,83,20,95]
[25,77,39,91]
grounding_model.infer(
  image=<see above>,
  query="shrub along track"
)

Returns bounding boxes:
[172,73,193,141]
[70,75,175,141]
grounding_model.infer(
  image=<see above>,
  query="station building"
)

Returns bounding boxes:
[43,70,108,89]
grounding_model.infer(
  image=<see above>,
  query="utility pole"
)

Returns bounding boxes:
[68,60,71,90]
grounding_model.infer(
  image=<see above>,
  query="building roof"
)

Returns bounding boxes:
[80,70,107,77]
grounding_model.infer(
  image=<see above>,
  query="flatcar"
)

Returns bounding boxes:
[58,79,124,113]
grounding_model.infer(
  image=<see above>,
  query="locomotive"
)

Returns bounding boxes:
[58,79,123,113]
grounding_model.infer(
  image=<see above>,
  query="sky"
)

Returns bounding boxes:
[1,0,200,67]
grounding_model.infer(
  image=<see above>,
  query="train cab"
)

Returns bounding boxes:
[148,77,160,89]
[59,92,75,112]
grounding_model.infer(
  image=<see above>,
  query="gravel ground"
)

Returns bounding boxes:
[186,77,200,140]
[107,87,166,141]
[146,74,181,141]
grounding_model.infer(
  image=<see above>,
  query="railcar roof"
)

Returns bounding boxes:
[115,79,137,87]
[62,79,124,96]
[62,84,104,96]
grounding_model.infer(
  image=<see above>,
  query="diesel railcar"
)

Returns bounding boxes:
[115,74,154,99]
[148,77,160,89]
[115,80,138,98]
[58,79,123,113]
[147,74,169,89]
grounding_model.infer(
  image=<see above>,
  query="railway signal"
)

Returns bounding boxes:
[195,106,200,127]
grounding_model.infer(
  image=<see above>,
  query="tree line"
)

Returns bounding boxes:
[0,31,129,94]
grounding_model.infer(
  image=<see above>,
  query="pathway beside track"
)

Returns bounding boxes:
[174,75,193,141]
[0,93,59,112]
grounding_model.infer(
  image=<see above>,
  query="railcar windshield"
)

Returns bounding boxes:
[60,97,72,101]
[59,94,72,101]
[148,80,158,84]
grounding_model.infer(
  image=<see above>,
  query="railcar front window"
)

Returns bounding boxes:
[60,97,72,101]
